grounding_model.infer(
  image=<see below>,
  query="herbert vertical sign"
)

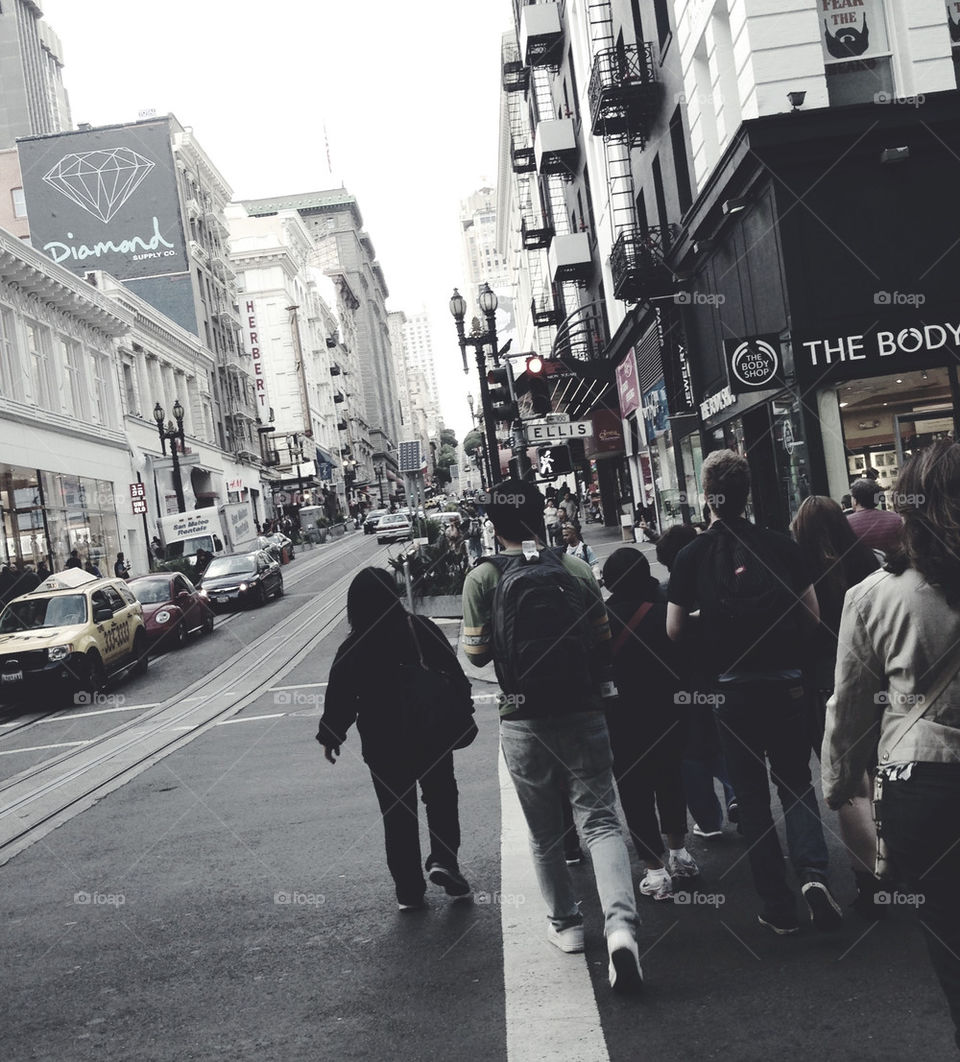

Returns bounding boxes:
[723,334,785,395]
[242,298,270,416]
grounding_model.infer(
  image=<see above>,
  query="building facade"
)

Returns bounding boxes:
[16,115,261,471]
[0,1,70,149]
[242,189,402,506]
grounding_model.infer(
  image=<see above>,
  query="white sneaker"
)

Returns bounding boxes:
[692,825,723,839]
[639,870,674,902]
[607,929,643,993]
[547,922,585,953]
[667,849,700,879]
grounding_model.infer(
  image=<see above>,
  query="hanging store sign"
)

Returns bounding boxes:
[700,385,735,422]
[615,347,642,419]
[641,379,669,441]
[820,0,889,63]
[242,298,270,416]
[724,334,785,394]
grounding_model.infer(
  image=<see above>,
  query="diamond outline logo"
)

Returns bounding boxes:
[42,147,156,224]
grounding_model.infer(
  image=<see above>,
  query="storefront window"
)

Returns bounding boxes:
[771,397,811,526]
[679,432,704,522]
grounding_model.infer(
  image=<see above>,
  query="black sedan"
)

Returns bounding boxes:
[197,550,283,609]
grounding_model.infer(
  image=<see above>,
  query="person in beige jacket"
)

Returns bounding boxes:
[822,440,960,1053]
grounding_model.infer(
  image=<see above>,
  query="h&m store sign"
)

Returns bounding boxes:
[798,321,960,382]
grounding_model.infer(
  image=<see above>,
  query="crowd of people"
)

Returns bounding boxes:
[317,443,960,1042]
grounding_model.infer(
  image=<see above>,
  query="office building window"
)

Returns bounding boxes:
[11,188,26,218]
[653,0,671,51]
[821,0,893,105]
[670,106,693,215]
[0,306,21,401]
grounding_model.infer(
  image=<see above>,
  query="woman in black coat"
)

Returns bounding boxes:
[602,548,698,902]
[317,568,473,910]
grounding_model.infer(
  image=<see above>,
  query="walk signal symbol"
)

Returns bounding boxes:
[538,445,572,479]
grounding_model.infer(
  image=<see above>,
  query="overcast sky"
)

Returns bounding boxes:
[40,0,509,446]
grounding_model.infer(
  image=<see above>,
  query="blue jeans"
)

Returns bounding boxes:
[714,683,830,919]
[500,711,638,937]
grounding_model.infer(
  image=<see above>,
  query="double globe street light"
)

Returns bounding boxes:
[449,283,501,488]
[153,400,186,514]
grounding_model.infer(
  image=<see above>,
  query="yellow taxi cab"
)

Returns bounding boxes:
[0,568,148,702]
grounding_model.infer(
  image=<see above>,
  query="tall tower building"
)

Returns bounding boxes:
[401,308,440,413]
[0,2,71,148]
[459,185,511,312]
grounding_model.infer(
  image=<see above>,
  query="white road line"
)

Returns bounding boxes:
[169,712,288,731]
[0,740,93,756]
[270,682,327,691]
[37,703,160,723]
[499,749,610,1062]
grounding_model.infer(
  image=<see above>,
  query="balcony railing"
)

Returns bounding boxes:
[501,38,530,93]
[521,216,554,250]
[511,142,536,174]
[588,43,662,145]
[610,225,677,303]
[531,283,562,328]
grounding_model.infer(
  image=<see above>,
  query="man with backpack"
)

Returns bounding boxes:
[666,450,842,935]
[461,479,642,993]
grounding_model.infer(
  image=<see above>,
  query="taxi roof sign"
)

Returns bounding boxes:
[35,569,98,592]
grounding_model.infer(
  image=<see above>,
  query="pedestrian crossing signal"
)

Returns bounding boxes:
[538,445,572,479]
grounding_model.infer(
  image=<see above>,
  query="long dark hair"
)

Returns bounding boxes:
[346,567,406,633]
[791,495,878,620]
[887,441,960,605]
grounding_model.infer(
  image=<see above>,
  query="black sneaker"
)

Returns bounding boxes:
[757,911,801,936]
[427,863,472,900]
[564,846,584,866]
[727,801,740,824]
[397,896,426,912]
[802,880,843,931]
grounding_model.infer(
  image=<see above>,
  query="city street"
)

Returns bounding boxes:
[0,529,954,1061]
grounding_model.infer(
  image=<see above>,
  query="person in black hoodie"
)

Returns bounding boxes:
[317,567,473,911]
[602,548,698,903]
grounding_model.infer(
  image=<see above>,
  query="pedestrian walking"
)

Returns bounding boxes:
[461,480,642,993]
[823,441,960,1051]
[792,495,881,915]
[65,549,82,570]
[317,568,475,911]
[36,561,51,583]
[562,522,602,584]
[84,558,102,577]
[481,515,496,556]
[543,498,560,547]
[113,552,130,580]
[602,548,698,902]
[667,450,842,935]
[847,477,903,557]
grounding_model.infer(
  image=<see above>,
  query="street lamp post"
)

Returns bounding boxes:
[153,400,186,514]
[375,464,385,507]
[449,284,501,486]
[467,393,489,491]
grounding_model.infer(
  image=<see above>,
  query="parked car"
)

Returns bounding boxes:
[0,569,147,701]
[376,514,413,545]
[197,551,283,609]
[363,508,389,535]
[128,572,215,650]
[257,533,294,563]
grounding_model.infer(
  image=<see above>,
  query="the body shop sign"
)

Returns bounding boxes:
[17,120,189,280]
[243,299,270,415]
[798,320,960,383]
[724,334,785,395]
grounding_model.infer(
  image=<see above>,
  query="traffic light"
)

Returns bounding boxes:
[537,445,573,479]
[524,355,552,416]
[487,363,518,424]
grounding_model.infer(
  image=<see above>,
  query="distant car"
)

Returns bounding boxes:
[0,569,147,700]
[257,533,294,563]
[376,514,413,544]
[363,509,389,535]
[197,551,283,609]
[128,572,214,650]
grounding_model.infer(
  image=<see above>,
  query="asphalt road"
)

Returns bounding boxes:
[1,527,956,1061]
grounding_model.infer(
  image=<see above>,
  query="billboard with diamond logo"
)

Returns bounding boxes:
[17,119,189,282]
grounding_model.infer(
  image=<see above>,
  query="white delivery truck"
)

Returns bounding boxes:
[219,502,258,553]
[156,509,226,571]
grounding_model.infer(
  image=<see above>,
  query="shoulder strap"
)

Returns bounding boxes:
[406,614,427,669]
[880,637,960,762]
[611,602,654,657]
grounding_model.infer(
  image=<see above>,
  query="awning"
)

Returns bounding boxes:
[315,445,338,467]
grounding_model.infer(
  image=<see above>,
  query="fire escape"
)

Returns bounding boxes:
[587,0,674,303]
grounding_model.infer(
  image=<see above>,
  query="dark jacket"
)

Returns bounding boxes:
[318,613,468,764]
[606,596,682,707]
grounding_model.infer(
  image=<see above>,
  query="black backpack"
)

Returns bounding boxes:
[481,548,595,714]
[706,522,802,671]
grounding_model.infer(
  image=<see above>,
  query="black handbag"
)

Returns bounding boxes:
[397,616,478,753]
